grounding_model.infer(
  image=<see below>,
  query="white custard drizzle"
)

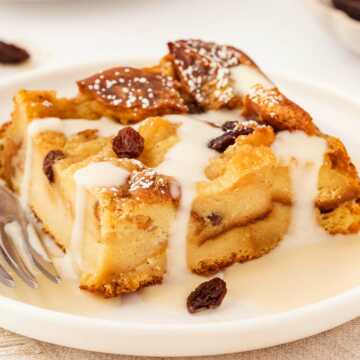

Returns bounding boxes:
[71,162,129,272]
[158,114,223,281]
[191,109,244,127]
[231,64,273,95]
[272,131,328,248]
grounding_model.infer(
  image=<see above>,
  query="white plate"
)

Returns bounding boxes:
[307,0,360,56]
[0,61,360,357]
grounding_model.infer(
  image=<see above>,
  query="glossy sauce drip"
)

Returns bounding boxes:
[71,162,129,273]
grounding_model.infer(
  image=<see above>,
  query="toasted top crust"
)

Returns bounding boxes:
[77,67,188,123]
[242,86,319,135]
[73,39,321,137]
[168,39,318,135]
[168,39,255,110]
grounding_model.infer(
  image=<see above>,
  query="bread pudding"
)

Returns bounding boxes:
[0,39,359,300]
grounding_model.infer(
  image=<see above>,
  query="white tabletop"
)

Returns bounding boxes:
[0,0,359,358]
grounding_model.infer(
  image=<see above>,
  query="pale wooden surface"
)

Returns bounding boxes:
[1,317,360,359]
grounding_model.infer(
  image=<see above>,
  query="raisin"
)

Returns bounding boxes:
[0,41,30,64]
[207,213,222,226]
[209,124,256,152]
[221,121,239,131]
[187,101,205,114]
[208,131,239,153]
[187,277,227,314]
[112,127,144,159]
[222,121,256,135]
[43,150,65,183]
[333,0,360,21]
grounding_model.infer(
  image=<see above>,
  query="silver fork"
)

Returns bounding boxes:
[0,184,60,288]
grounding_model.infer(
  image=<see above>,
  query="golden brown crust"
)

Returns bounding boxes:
[242,87,319,135]
[80,253,165,298]
[11,90,102,121]
[166,39,318,135]
[317,200,360,235]
[167,39,250,110]
[138,116,179,167]
[322,134,358,178]
[0,121,15,184]
[317,135,360,211]
[77,66,188,124]
[80,276,163,298]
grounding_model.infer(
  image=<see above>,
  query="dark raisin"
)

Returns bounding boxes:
[207,213,222,226]
[333,0,360,21]
[209,125,256,152]
[320,207,334,214]
[238,127,255,136]
[187,101,204,114]
[222,121,256,136]
[112,127,144,158]
[221,121,239,131]
[187,277,227,314]
[0,41,30,64]
[208,131,239,153]
[43,150,65,183]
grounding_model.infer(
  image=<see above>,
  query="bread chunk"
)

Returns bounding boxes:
[77,66,188,124]
[1,90,178,296]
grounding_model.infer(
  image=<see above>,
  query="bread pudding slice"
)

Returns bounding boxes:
[1,90,180,297]
[0,39,359,299]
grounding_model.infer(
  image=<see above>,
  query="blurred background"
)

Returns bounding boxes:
[0,0,359,100]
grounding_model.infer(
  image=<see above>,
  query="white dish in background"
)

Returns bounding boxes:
[307,0,360,55]
[0,61,360,356]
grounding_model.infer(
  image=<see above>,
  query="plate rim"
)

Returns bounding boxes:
[0,60,360,356]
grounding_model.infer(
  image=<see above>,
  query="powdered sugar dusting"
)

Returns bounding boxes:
[71,162,129,272]
[128,168,169,196]
[79,67,187,113]
[169,39,248,106]
[248,86,283,109]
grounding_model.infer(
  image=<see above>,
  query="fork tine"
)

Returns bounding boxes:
[24,223,61,284]
[0,226,38,288]
[30,250,61,284]
[0,263,15,288]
